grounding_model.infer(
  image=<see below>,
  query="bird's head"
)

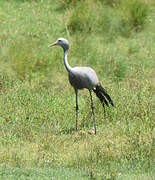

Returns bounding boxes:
[49,38,69,51]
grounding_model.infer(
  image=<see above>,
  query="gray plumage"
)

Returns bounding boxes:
[49,38,114,134]
[69,67,99,90]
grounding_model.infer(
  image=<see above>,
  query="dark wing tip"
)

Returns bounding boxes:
[111,101,114,107]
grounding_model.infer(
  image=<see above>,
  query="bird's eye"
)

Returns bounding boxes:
[58,39,62,42]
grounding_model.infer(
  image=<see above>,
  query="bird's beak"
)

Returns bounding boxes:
[48,41,57,47]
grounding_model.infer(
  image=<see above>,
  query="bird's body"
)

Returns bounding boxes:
[68,66,99,90]
[49,38,114,134]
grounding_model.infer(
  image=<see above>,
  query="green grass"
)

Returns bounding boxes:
[0,167,88,180]
[0,0,154,179]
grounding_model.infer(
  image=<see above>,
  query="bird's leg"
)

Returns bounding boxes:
[89,90,96,134]
[75,89,78,131]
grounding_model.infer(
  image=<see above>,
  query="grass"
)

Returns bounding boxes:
[0,0,154,179]
[0,167,88,180]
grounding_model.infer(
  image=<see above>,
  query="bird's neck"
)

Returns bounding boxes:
[64,49,72,73]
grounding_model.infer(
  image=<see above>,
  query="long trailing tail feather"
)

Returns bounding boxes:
[93,83,114,108]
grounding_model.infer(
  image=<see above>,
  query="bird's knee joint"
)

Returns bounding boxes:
[92,104,95,110]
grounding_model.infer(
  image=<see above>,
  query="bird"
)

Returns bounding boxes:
[49,38,114,134]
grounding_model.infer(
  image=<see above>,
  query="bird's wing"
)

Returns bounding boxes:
[69,67,99,89]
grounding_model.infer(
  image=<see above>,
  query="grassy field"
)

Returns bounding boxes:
[0,0,154,179]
